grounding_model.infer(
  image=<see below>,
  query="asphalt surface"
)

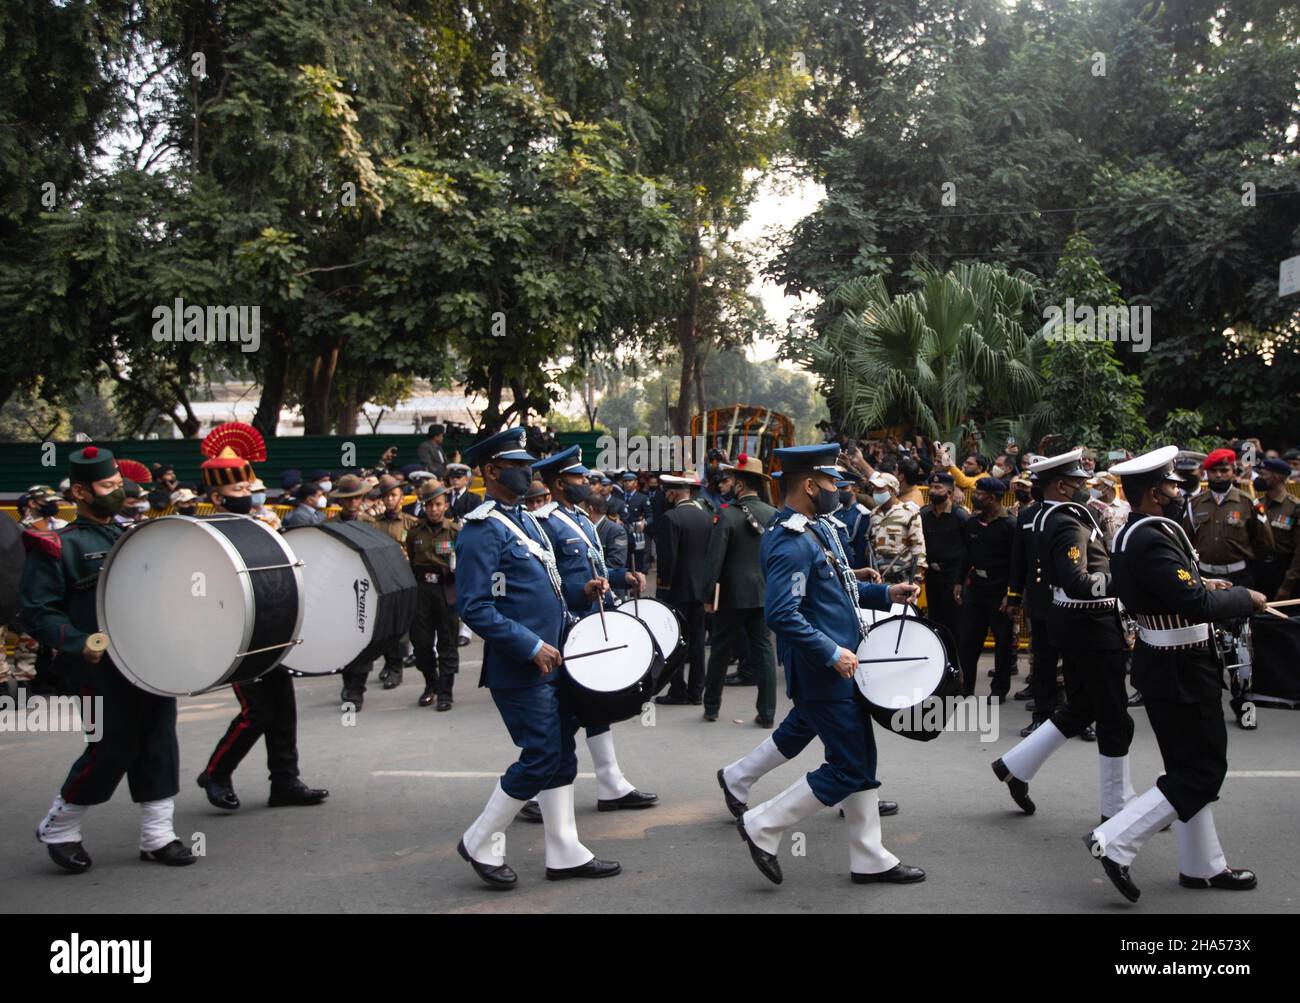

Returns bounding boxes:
[3,641,1297,914]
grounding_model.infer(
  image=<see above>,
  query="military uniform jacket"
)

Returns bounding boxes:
[762,507,892,701]
[920,503,968,584]
[364,509,420,546]
[20,517,124,662]
[534,501,630,613]
[406,519,458,599]
[1186,486,1274,566]
[595,517,628,572]
[1007,501,1051,620]
[868,500,927,578]
[449,489,483,522]
[1112,513,1255,703]
[454,500,567,689]
[961,511,1015,595]
[837,502,872,568]
[656,498,715,604]
[622,490,650,526]
[1034,500,1124,650]
[702,494,777,609]
[1260,492,1300,595]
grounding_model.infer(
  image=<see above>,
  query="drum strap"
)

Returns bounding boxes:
[549,507,608,578]
[811,519,868,644]
[487,510,567,605]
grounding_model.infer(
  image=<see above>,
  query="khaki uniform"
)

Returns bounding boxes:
[363,509,420,546]
[1186,487,1274,586]
[1256,493,1300,599]
[406,518,460,699]
[868,499,926,583]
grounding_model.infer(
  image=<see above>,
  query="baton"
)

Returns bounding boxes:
[587,553,609,641]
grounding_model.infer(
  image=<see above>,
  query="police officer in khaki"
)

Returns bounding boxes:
[866,471,926,585]
[367,474,420,691]
[1186,448,1274,588]
[1252,457,1300,600]
[406,484,459,709]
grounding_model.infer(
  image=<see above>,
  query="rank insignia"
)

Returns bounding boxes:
[1177,568,1192,583]
[1067,545,1081,562]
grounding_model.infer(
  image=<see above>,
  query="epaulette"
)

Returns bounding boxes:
[854,503,869,515]
[778,512,809,533]
[463,499,497,522]
[534,501,558,518]
[22,527,63,559]
[827,515,847,530]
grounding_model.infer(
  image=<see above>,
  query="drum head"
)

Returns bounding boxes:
[616,597,682,654]
[565,611,655,692]
[855,615,948,710]
[857,602,910,632]
[98,518,254,696]
[280,526,375,674]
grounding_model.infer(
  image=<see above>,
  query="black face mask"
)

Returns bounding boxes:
[1014,491,1032,506]
[87,486,126,517]
[222,494,253,515]
[813,488,839,516]
[39,501,60,518]
[838,490,854,506]
[1252,476,1268,494]
[1160,491,1187,522]
[497,465,532,498]
[1207,478,1232,494]
[177,505,198,517]
[1071,487,1091,505]
[563,482,592,505]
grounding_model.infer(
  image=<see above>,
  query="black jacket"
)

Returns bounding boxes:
[920,503,968,584]
[656,498,714,603]
[1035,501,1125,650]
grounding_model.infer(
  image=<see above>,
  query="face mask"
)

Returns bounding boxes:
[813,488,839,515]
[1207,478,1232,494]
[1088,488,1101,500]
[222,494,253,515]
[177,505,198,517]
[872,491,890,506]
[130,502,149,514]
[1252,476,1268,493]
[1014,491,1031,505]
[314,495,327,509]
[930,490,948,505]
[87,486,126,517]
[1160,491,1187,522]
[39,500,60,518]
[497,465,532,498]
[1071,487,1091,505]
[148,487,171,509]
[318,481,332,494]
[991,464,1007,479]
[251,492,266,508]
[563,482,592,505]
[838,490,854,506]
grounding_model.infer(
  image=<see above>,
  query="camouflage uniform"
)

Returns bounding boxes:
[869,500,927,584]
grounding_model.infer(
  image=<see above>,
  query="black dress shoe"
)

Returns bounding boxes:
[457,636,471,647]
[518,800,543,823]
[879,800,899,816]
[402,652,418,667]
[377,666,392,684]
[1127,691,1144,707]
[598,790,658,811]
[1179,868,1257,891]
[268,781,329,807]
[1084,833,1139,901]
[655,694,692,705]
[43,837,92,874]
[546,857,621,880]
[1079,725,1096,742]
[457,839,517,889]
[382,670,403,690]
[436,698,453,711]
[1024,700,1037,713]
[736,817,782,884]
[418,687,436,707]
[724,673,757,687]
[341,691,363,712]
[851,863,925,884]
[717,768,746,819]
[1019,720,1042,738]
[1013,685,1032,701]
[754,715,775,728]
[991,758,1036,814]
[703,710,719,721]
[140,839,197,866]
[197,772,240,810]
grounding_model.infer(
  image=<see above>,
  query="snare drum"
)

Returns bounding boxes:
[280,521,418,675]
[854,610,961,741]
[615,596,685,693]
[96,515,304,696]
[562,609,659,727]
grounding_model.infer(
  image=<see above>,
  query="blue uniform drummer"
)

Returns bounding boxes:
[734,442,925,886]
[454,428,620,889]
[519,445,657,822]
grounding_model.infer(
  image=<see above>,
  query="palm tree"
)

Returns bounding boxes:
[801,261,1043,455]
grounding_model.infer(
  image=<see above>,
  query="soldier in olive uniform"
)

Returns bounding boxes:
[406,485,459,710]
[23,446,196,873]
[1186,449,1275,588]
[1252,457,1300,600]
[702,454,778,726]
[367,474,420,691]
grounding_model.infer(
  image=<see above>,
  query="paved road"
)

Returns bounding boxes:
[3,643,1297,913]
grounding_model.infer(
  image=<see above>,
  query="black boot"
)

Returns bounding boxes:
[197,772,240,810]
[268,780,329,807]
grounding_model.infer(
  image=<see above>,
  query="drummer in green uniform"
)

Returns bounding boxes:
[21,445,197,873]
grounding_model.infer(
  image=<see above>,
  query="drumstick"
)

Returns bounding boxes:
[859,656,927,663]
[894,602,908,654]
[564,644,630,661]
[1261,606,1290,620]
[86,632,109,653]
[586,553,609,642]
[1265,598,1300,609]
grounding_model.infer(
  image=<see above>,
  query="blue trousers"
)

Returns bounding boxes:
[797,697,882,806]
[772,703,816,760]
[490,680,580,800]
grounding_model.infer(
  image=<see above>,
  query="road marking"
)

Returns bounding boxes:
[372,770,597,779]
[1226,770,1300,778]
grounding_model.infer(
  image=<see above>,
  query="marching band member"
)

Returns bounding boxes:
[22,446,196,871]
[195,425,328,812]
[517,446,656,822]
[1084,446,1263,902]
[735,443,922,887]
[991,450,1135,820]
[455,429,620,889]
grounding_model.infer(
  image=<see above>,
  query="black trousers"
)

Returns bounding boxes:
[925,578,962,654]
[1253,555,1289,600]
[1028,616,1062,723]
[342,636,406,696]
[205,666,300,786]
[60,658,179,806]
[703,607,776,720]
[410,581,458,698]
[667,599,706,700]
[1145,696,1228,821]
[1050,647,1134,757]
[958,587,1016,698]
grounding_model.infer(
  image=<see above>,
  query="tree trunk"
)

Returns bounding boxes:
[302,345,339,435]
[479,362,506,433]
[334,379,359,435]
[693,352,706,420]
[672,216,703,437]
[252,335,288,439]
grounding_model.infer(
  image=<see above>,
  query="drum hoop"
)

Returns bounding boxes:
[96,515,258,696]
[855,612,952,705]
[563,610,656,687]
[616,596,684,650]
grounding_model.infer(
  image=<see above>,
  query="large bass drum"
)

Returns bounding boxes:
[96,515,303,696]
[615,596,684,693]
[280,521,418,675]
[854,608,961,741]
[562,609,659,727]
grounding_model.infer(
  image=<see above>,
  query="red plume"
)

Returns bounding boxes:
[201,422,266,462]
[117,459,152,483]
[737,453,748,465]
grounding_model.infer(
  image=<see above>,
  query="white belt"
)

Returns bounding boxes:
[1136,623,1210,648]
[1051,587,1116,609]
[1199,560,1246,574]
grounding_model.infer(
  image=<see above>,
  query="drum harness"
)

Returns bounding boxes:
[1113,515,1211,650]
[809,517,869,646]
[1033,501,1119,612]
[485,504,574,626]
